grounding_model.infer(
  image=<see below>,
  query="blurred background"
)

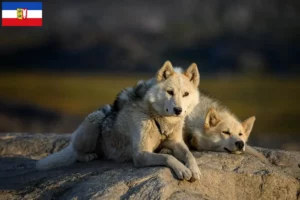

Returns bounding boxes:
[0,0,299,150]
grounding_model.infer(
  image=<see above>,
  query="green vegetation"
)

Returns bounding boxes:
[0,73,299,134]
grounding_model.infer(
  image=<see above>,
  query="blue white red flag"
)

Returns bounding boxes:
[2,2,42,26]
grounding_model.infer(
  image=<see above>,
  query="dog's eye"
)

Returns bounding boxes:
[239,133,243,136]
[183,92,189,97]
[167,90,174,96]
[222,131,231,135]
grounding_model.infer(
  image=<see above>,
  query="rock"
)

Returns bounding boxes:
[0,133,299,200]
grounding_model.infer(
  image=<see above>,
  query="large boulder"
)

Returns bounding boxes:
[0,133,299,200]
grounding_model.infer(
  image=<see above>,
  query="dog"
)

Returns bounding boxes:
[36,61,201,181]
[108,79,268,163]
[183,91,268,163]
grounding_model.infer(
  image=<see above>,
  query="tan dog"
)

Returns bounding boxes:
[36,61,202,181]
[110,79,268,163]
[183,92,268,163]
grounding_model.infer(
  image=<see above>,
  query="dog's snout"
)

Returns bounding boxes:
[235,141,244,150]
[173,107,182,115]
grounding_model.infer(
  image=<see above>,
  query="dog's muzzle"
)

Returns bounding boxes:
[173,107,182,115]
[235,141,244,150]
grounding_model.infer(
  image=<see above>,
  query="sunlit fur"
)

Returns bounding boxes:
[147,66,199,118]
[104,75,268,163]
[184,92,268,163]
[186,102,255,154]
[36,61,202,180]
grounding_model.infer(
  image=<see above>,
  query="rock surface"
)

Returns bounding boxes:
[0,133,299,200]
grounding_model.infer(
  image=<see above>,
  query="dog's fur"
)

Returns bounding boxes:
[183,92,268,163]
[108,79,268,163]
[36,61,201,181]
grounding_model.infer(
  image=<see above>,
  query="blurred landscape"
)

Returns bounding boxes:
[0,0,299,150]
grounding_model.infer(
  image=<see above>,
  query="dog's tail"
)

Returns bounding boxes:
[36,105,112,170]
[36,145,78,170]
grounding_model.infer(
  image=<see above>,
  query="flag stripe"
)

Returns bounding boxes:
[2,18,42,26]
[2,10,42,19]
[2,2,42,10]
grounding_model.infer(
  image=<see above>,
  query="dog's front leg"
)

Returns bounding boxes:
[163,140,201,181]
[133,151,192,180]
[130,122,192,180]
[245,145,269,164]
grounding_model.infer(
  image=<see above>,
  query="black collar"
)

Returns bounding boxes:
[154,119,163,135]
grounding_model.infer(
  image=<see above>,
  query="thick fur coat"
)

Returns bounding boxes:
[36,61,202,181]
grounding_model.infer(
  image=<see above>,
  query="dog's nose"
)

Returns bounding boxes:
[235,141,244,150]
[173,107,182,115]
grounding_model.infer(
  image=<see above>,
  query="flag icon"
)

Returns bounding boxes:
[2,2,42,26]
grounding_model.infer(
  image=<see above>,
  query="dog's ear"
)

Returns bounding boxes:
[185,63,200,87]
[156,61,174,82]
[242,116,256,136]
[204,108,220,129]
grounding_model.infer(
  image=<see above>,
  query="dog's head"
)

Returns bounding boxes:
[203,108,256,154]
[147,61,200,117]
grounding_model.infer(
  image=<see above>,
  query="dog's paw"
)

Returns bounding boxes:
[78,153,98,162]
[186,161,201,181]
[172,162,192,180]
[159,148,173,155]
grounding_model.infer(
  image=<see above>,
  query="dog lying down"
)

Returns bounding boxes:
[113,78,269,163]
[36,62,268,182]
[37,62,202,181]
